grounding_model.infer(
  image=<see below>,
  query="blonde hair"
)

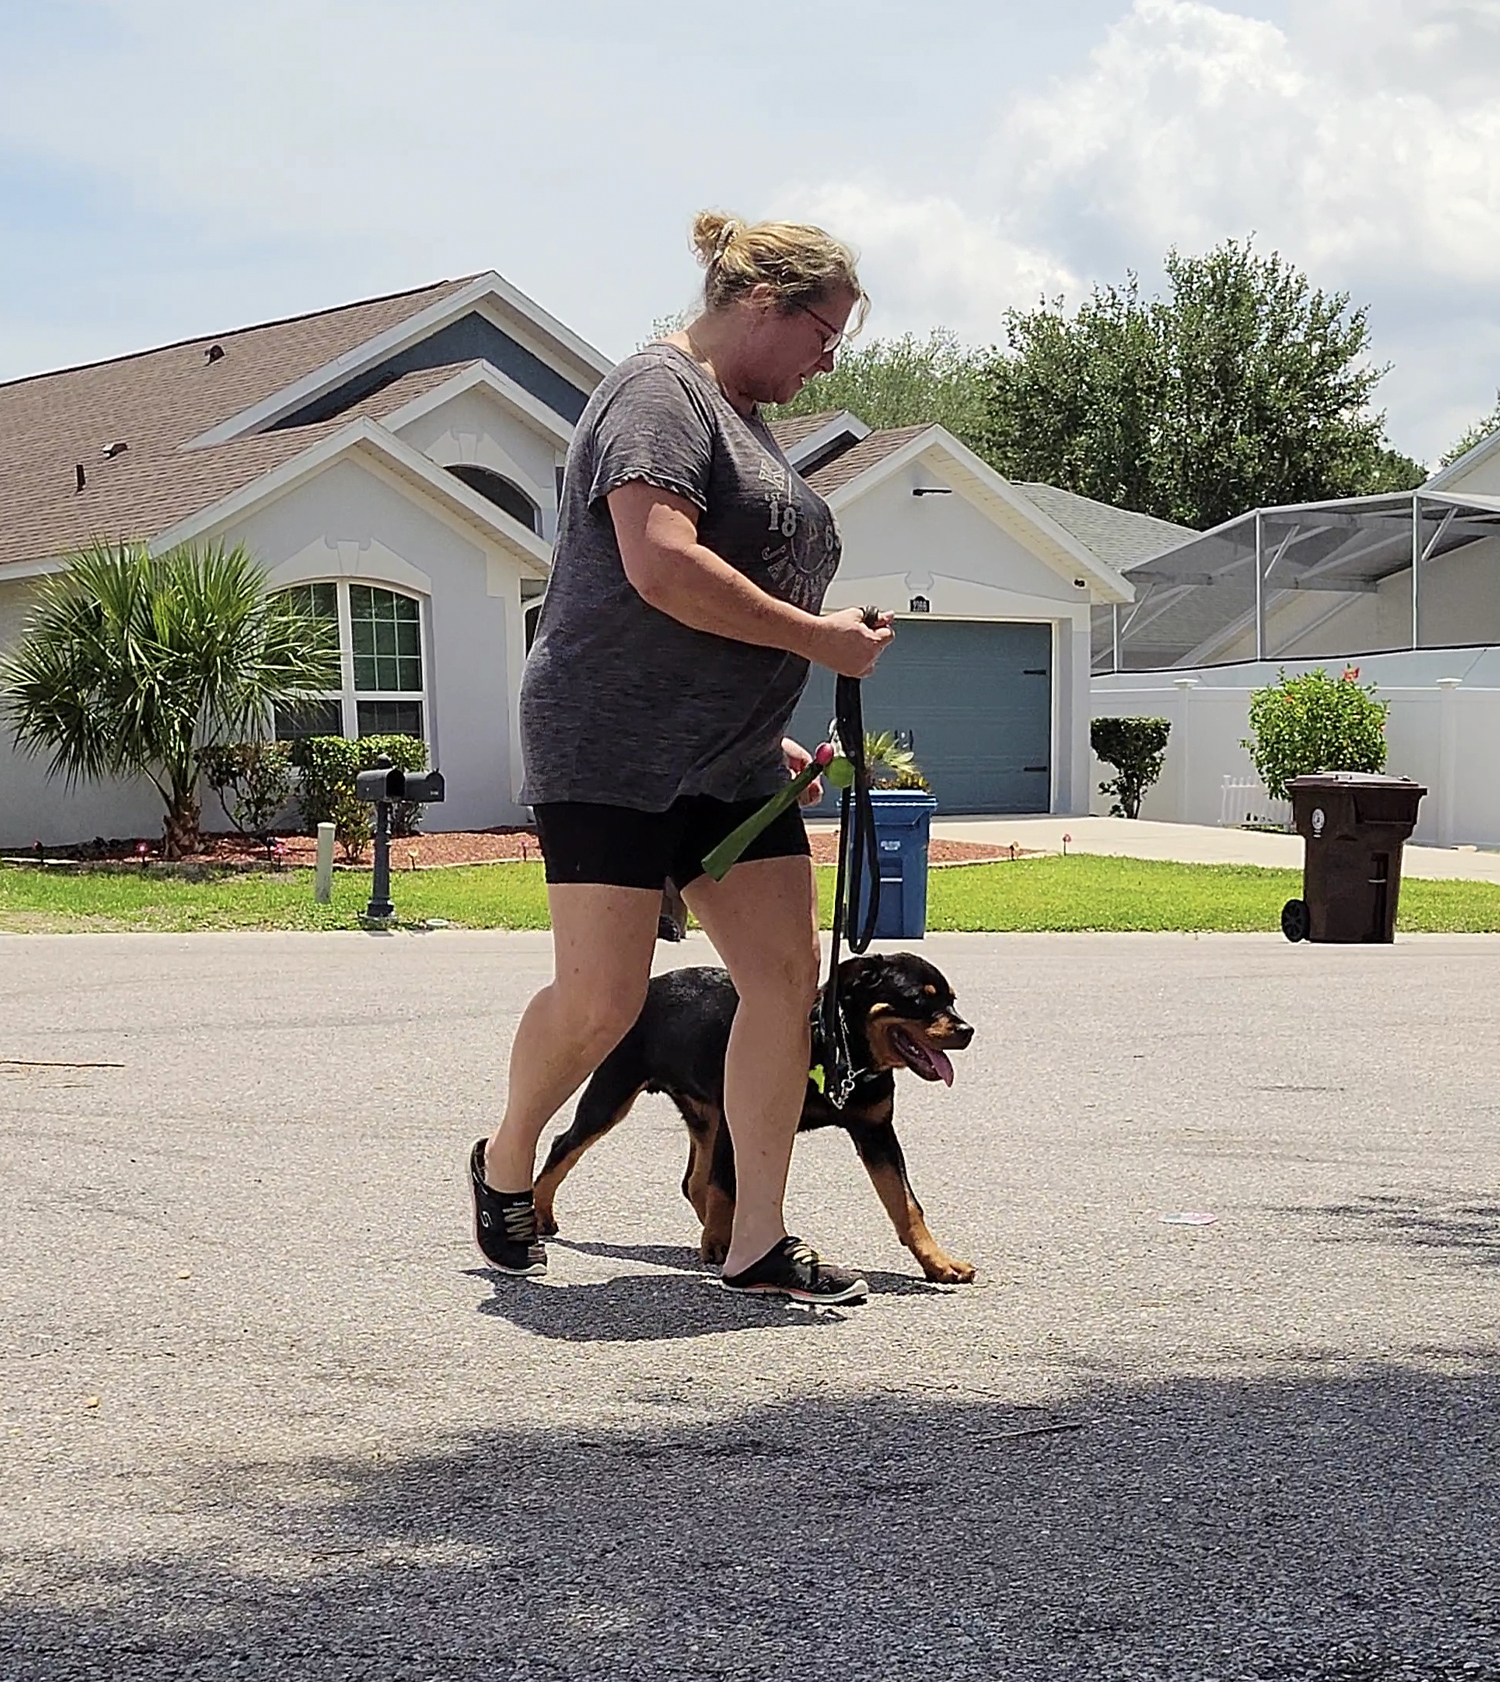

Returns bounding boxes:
[690,210,868,334]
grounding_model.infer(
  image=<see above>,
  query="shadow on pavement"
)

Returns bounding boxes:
[5,1360,1498,1681]
[472,1269,854,1341]
[465,1246,944,1342]
[1278,1194,1500,1268]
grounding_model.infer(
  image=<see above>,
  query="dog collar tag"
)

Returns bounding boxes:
[808,1063,827,1094]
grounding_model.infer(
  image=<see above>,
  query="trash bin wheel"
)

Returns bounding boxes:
[1281,898,1311,943]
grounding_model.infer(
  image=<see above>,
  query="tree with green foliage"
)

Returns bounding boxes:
[981,241,1426,530]
[1,541,338,857]
[768,329,990,451]
[1439,391,1500,469]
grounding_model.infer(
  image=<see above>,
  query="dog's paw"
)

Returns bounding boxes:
[535,1210,559,1238]
[699,1234,729,1266]
[921,1254,976,1285]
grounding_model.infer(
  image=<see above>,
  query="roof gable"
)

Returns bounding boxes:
[766,411,842,449]
[355,361,573,448]
[0,272,598,572]
[153,419,551,576]
[188,273,608,449]
[803,426,932,496]
[267,310,589,433]
[812,423,1133,604]
[768,409,871,477]
[1425,424,1500,496]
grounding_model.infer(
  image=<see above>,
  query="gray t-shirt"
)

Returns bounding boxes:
[519,344,842,811]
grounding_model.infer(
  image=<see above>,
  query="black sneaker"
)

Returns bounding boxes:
[720,1236,868,1304]
[469,1139,547,1276]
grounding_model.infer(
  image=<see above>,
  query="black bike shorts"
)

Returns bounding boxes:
[532,794,811,890]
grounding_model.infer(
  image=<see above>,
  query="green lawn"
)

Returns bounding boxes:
[4,854,1500,934]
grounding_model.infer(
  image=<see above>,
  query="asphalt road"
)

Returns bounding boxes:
[2,930,1497,1682]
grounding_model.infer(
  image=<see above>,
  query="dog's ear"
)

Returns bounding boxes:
[836,955,880,991]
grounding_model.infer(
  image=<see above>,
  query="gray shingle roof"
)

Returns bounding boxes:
[765,411,840,449]
[1015,482,1196,570]
[803,426,931,495]
[338,361,484,420]
[0,276,479,570]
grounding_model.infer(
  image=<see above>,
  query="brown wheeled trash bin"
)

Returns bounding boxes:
[1281,773,1427,943]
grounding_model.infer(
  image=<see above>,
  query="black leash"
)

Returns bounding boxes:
[813,616,883,1110]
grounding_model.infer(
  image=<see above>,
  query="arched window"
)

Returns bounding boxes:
[446,464,541,534]
[273,582,427,742]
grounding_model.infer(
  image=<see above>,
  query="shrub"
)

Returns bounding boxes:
[1091,716,1171,818]
[289,736,369,859]
[1243,667,1388,800]
[200,741,294,837]
[289,733,429,861]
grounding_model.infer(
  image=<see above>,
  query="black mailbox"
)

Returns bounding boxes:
[355,765,445,804]
[355,756,445,922]
[399,770,445,804]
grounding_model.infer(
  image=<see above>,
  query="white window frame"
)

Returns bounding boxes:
[280,580,429,742]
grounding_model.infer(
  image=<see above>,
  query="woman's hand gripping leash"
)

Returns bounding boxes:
[700,606,893,882]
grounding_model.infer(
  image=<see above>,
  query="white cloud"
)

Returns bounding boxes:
[776,182,1077,343]
[997,0,1500,282]
[2,2,576,242]
[5,0,1500,457]
[792,0,1500,457]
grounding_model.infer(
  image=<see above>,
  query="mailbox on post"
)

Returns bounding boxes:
[354,765,446,805]
[354,756,445,922]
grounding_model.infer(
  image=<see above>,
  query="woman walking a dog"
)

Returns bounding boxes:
[469,210,893,1304]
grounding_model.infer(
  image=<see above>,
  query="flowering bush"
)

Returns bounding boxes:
[1243,667,1388,800]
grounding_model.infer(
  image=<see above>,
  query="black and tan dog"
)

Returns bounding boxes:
[533,953,977,1283]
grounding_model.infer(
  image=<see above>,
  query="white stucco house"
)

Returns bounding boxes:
[0,276,1137,847]
[1092,438,1500,844]
[771,410,1141,815]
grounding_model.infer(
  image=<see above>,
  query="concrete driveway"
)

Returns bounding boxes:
[2,930,1497,1681]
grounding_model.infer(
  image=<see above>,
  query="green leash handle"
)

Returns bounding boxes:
[701,743,852,881]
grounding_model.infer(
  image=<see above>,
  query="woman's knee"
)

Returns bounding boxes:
[731,942,822,1015]
[551,973,649,1053]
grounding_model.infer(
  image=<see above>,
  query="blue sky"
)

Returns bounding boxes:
[2,0,1496,464]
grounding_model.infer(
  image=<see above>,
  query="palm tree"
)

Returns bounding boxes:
[1,541,339,857]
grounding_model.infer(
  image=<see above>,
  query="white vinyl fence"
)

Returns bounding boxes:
[1217,776,1291,830]
[1092,648,1500,847]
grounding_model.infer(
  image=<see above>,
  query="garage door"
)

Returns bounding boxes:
[786,618,1052,815]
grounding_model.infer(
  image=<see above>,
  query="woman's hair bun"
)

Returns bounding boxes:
[687,208,868,333]
[690,211,742,267]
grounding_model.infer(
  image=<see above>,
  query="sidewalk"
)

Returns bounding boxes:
[925,813,1500,883]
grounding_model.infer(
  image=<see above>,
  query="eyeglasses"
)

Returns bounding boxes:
[798,302,846,356]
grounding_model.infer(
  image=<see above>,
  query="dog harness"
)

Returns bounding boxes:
[808,1000,886,1101]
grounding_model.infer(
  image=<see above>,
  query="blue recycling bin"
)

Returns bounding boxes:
[853,791,938,940]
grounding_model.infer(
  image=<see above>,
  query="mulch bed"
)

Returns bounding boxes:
[14,829,1037,871]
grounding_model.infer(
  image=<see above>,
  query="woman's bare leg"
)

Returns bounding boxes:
[681,855,821,1274]
[483,883,662,1192]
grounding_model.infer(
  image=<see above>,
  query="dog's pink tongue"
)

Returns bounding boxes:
[931,1047,954,1086]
